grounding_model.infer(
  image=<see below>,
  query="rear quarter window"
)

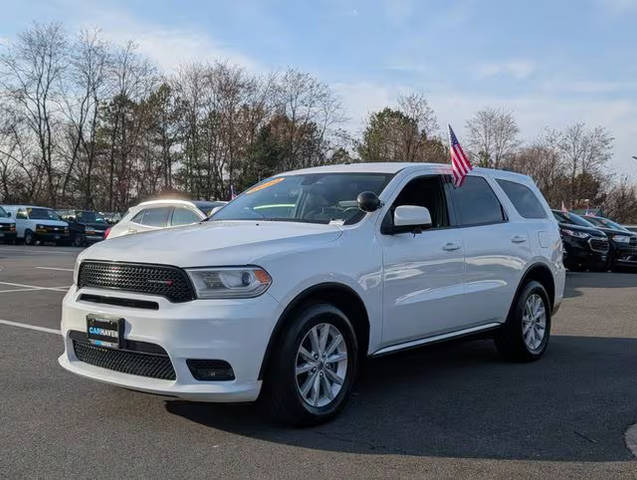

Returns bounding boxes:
[496,179,547,219]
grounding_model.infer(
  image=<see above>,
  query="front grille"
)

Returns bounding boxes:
[78,261,195,302]
[70,331,175,380]
[589,238,609,253]
[0,223,15,231]
[630,237,637,247]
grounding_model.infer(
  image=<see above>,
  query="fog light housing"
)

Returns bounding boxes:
[186,359,235,381]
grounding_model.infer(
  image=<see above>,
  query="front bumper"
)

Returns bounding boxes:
[58,285,282,402]
[612,245,637,267]
[36,231,69,242]
[0,231,17,241]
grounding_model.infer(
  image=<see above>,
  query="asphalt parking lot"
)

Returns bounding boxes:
[0,245,636,479]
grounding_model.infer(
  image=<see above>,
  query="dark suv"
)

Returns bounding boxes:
[552,210,609,271]
[582,215,637,270]
[58,210,109,247]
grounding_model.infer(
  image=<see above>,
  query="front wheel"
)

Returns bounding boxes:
[260,303,359,426]
[495,280,551,362]
[24,230,35,246]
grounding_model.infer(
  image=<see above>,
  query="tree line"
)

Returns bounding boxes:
[1,22,636,222]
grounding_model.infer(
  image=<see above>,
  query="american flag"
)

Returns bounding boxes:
[448,125,472,187]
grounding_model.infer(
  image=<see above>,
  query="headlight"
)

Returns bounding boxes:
[186,266,272,299]
[613,235,631,243]
[562,229,589,239]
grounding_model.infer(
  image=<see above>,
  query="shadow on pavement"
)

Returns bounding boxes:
[166,335,637,462]
[564,271,637,299]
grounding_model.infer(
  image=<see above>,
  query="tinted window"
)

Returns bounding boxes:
[16,209,27,219]
[171,208,201,226]
[451,176,505,226]
[0,206,7,218]
[27,208,61,220]
[387,175,450,229]
[496,179,547,219]
[140,207,172,227]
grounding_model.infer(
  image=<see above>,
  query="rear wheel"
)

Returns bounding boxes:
[260,303,359,426]
[495,280,551,362]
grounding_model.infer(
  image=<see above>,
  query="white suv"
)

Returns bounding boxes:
[59,163,565,425]
[106,199,226,239]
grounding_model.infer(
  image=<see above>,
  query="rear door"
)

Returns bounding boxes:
[379,174,467,347]
[448,175,531,325]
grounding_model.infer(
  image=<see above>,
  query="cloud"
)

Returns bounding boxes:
[333,80,637,179]
[477,60,536,80]
[72,5,259,73]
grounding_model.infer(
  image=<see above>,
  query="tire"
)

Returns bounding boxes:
[260,302,359,426]
[495,280,551,362]
[72,235,84,247]
[24,229,35,246]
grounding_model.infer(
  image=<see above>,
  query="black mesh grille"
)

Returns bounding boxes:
[72,335,176,380]
[590,238,609,252]
[78,261,195,302]
[630,237,637,247]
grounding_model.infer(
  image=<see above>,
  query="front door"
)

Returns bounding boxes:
[379,175,466,348]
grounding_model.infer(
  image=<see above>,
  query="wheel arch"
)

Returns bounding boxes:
[513,262,556,312]
[258,282,370,380]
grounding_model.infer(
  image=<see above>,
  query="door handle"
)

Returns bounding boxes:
[511,235,527,243]
[442,242,461,251]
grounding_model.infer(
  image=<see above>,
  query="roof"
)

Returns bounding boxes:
[276,162,534,184]
[1,204,52,210]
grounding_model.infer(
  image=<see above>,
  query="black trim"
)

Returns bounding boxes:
[186,359,235,381]
[257,282,368,380]
[78,293,159,310]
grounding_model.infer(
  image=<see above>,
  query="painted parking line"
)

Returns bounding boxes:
[35,267,74,272]
[0,318,61,335]
[0,281,70,292]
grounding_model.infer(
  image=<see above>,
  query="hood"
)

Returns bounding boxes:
[0,218,14,225]
[79,220,343,267]
[558,222,606,237]
[586,226,635,238]
[79,222,108,230]
[32,219,68,227]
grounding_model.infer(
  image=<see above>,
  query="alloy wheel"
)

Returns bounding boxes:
[295,323,348,408]
[522,293,546,352]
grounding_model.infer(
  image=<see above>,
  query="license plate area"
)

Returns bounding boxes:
[86,315,123,348]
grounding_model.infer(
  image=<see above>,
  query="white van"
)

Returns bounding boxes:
[1,205,70,245]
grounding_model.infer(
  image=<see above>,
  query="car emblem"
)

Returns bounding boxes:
[147,279,173,286]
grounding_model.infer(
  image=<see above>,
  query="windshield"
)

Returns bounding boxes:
[28,208,62,221]
[213,173,394,225]
[77,211,106,224]
[584,216,629,232]
[0,206,7,218]
[553,210,596,228]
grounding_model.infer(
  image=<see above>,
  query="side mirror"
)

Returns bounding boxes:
[357,191,381,212]
[6,212,11,217]
[392,205,432,234]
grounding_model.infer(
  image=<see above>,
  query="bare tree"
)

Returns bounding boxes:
[0,22,67,206]
[465,108,520,168]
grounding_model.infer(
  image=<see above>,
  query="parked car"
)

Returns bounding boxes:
[101,212,122,225]
[1,205,69,245]
[105,199,227,239]
[58,210,110,247]
[580,214,637,270]
[552,210,609,271]
[0,205,17,244]
[59,164,565,426]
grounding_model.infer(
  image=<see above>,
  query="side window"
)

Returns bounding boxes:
[131,210,145,225]
[16,209,27,219]
[139,207,172,227]
[383,175,450,231]
[451,176,506,226]
[496,179,547,219]
[171,208,201,226]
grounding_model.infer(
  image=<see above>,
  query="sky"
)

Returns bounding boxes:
[1,0,636,177]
